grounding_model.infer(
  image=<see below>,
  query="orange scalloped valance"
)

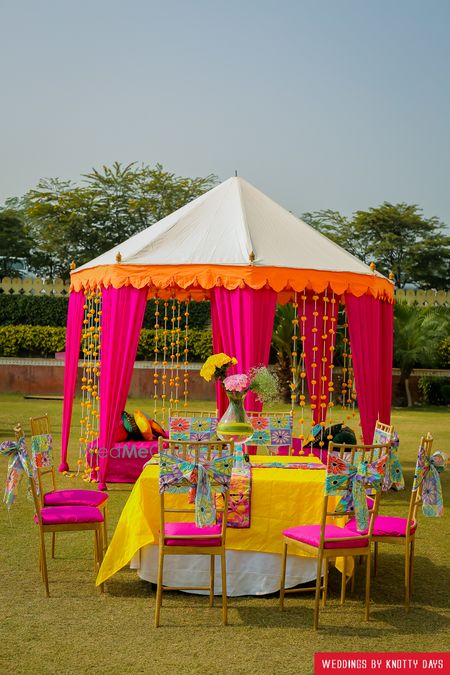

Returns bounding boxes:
[70,264,394,302]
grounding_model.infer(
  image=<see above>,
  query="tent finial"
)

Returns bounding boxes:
[235,169,238,177]
[249,250,255,263]
[70,260,76,270]
[115,252,122,263]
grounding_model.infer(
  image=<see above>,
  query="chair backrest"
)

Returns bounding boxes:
[247,410,293,454]
[372,420,394,446]
[408,433,434,528]
[168,411,219,442]
[158,437,234,545]
[29,414,56,502]
[323,442,390,543]
[14,423,42,522]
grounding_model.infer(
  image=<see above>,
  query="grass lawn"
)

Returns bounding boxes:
[0,394,449,674]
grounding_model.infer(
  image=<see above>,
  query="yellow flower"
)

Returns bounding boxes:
[200,353,237,382]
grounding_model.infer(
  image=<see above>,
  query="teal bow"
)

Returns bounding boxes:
[383,432,405,491]
[413,448,448,518]
[325,454,387,532]
[0,437,33,509]
[159,451,233,527]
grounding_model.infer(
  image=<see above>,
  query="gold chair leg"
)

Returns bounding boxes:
[340,557,347,605]
[155,548,164,628]
[95,529,104,593]
[102,506,108,553]
[364,550,371,622]
[350,561,356,595]
[409,540,415,606]
[210,555,215,607]
[40,532,50,597]
[373,542,378,577]
[322,560,328,607]
[51,532,56,559]
[221,551,228,626]
[280,542,288,611]
[405,539,411,612]
[313,553,323,630]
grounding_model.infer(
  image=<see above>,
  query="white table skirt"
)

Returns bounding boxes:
[130,545,319,597]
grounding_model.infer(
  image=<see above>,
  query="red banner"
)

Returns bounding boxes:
[314,653,449,674]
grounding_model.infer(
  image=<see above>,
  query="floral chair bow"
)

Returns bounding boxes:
[0,437,33,509]
[159,450,233,527]
[383,432,405,491]
[413,446,448,518]
[326,453,387,532]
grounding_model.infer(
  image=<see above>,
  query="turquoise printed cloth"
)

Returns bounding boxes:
[31,434,53,469]
[159,450,233,527]
[248,414,293,449]
[413,446,448,517]
[0,437,33,509]
[372,428,405,491]
[325,452,387,532]
[168,416,218,442]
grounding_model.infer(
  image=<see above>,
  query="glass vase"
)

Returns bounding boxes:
[217,391,253,472]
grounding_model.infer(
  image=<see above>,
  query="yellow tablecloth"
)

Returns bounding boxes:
[97,455,330,586]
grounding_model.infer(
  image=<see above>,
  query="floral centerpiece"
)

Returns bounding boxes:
[200,353,279,468]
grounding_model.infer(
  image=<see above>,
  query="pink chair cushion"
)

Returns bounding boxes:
[164,522,222,547]
[44,489,108,507]
[35,505,104,526]
[346,515,417,537]
[283,524,369,549]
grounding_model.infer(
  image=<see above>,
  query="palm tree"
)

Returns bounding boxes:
[394,303,449,406]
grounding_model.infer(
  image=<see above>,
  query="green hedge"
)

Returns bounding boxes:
[438,338,450,368]
[0,295,69,327]
[0,294,211,330]
[0,325,67,357]
[0,325,212,361]
[418,376,450,405]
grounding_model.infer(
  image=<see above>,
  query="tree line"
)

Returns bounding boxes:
[0,161,449,288]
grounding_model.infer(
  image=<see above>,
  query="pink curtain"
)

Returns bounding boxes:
[378,300,394,423]
[211,286,277,417]
[96,286,148,489]
[345,294,389,443]
[59,290,85,472]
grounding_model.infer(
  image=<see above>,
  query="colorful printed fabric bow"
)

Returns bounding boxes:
[325,453,387,532]
[372,429,404,491]
[0,437,33,509]
[384,433,405,491]
[413,447,448,517]
[159,451,233,527]
[31,434,53,469]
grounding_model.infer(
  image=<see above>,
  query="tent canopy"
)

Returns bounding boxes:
[71,177,393,301]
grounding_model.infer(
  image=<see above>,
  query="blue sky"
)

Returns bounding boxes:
[1,0,449,224]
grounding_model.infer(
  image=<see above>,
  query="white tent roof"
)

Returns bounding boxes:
[77,176,380,277]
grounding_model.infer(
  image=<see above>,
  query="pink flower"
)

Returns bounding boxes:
[223,373,249,392]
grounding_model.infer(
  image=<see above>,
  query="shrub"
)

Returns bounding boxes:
[0,325,66,357]
[0,294,211,330]
[0,295,69,327]
[0,324,212,361]
[437,337,450,368]
[418,376,450,405]
[136,328,212,361]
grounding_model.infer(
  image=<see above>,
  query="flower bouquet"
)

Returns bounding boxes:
[200,353,279,468]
